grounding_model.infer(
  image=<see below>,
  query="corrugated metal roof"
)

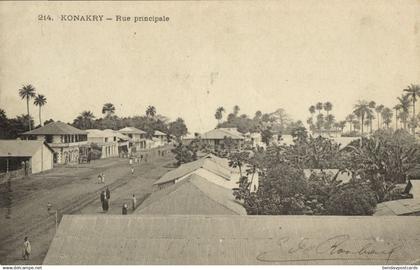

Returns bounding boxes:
[153,155,232,186]
[154,130,166,136]
[374,199,420,216]
[201,128,244,140]
[136,173,246,215]
[22,121,87,135]
[119,127,146,134]
[44,215,420,265]
[0,140,54,157]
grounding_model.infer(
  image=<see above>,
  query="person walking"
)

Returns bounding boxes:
[131,167,134,175]
[129,158,133,166]
[101,173,105,184]
[97,174,102,184]
[100,191,106,211]
[22,237,31,260]
[132,194,137,211]
[122,203,128,215]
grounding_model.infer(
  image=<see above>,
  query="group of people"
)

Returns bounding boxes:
[122,194,137,215]
[97,172,105,184]
[100,187,111,212]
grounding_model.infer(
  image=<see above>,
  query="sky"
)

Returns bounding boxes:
[0,1,419,133]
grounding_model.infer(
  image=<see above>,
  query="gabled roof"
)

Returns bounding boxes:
[154,130,166,136]
[43,215,420,265]
[86,129,116,138]
[0,140,54,156]
[22,121,87,135]
[153,154,232,186]
[374,198,420,216]
[118,127,146,134]
[136,173,246,215]
[200,128,244,140]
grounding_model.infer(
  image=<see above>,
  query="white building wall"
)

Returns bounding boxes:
[31,144,54,174]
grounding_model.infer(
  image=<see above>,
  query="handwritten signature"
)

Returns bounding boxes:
[256,234,403,263]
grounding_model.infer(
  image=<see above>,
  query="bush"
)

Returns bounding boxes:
[89,149,102,160]
[326,184,377,215]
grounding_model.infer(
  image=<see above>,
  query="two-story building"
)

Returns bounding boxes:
[21,121,88,164]
[86,129,119,159]
[119,127,147,151]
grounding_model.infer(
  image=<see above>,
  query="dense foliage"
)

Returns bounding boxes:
[231,127,419,215]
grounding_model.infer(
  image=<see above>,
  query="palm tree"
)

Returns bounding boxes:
[309,105,316,116]
[345,114,356,132]
[403,84,420,133]
[381,107,393,129]
[215,107,225,124]
[102,103,116,117]
[323,102,333,115]
[233,105,240,116]
[397,94,411,130]
[18,84,37,130]
[353,100,372,135]
[375,104,384,130]
[393,104,401,130]
[33,94,47,126]
[325,114,335,135]
[315,102,323,114]
[73,111,95,129]
[366,111,375,134]
[145,105,156,118]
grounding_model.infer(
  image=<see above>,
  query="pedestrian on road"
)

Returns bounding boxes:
[100,191,106,211]
[103,197,109,212]
[132,194,137,211]
[22,237,31,260]
[129,158,133,166]
[131,167,134,175]
[97,174,102,184]
[122,203,128,215]
[106,187,110,200]
[101,173,105,184]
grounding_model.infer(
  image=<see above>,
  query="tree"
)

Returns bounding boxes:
[260,126,273,146]
[102,103,115,117]
[375,104,384,130]
[168,117,188,140]
[353,100,372,135]
[323,102,332,115]
[315,102,323,114]
[33,94,47,126]
[326,184,377,215]
[345,114,356,132]
[233,105,240,116]
[393,104,401,129]
[309,105,316,116]
[403,84,420,133]
[18,84,36,130]
[145,105,156,118]
[72,111,95,130]
[381,107,393,129]
[397,94,411,130]
[171,142,198,166]
[214,106,225,124]
[324,114,335,135]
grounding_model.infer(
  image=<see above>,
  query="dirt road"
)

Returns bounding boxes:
[0,154,174,264]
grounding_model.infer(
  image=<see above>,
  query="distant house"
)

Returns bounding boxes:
[152,154,255,191]
[136,173,246,215]
[86,129,119,159]
[21,121,88,164]
[195,128,245,150]
[0,140,54,174]
[153,130,167,144]
[43,215,420,264]
[119,127,147,151]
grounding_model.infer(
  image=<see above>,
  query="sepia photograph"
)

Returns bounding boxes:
[0,0,419,268]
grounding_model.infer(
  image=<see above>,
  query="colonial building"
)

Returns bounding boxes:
[195,128,245,151]
[0,140,54,175]
[118,127,147,151]
[86,129,119,159]
[21,121,88,164]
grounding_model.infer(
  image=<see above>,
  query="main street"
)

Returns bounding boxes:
[0,152,175,264]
